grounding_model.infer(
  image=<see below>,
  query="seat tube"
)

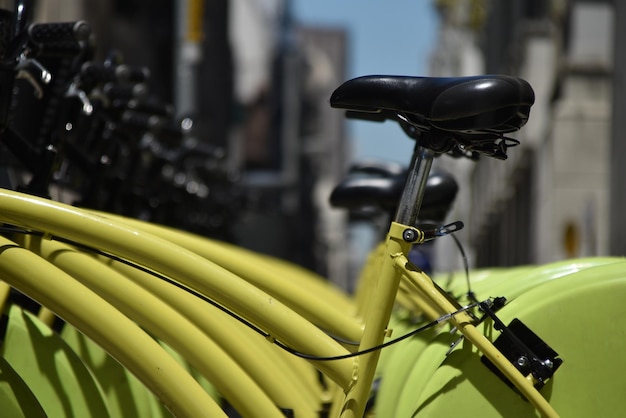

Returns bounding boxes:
[340,143,435,418]
[394,143,435,226]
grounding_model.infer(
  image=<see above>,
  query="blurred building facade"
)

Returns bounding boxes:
[430,0,615,269]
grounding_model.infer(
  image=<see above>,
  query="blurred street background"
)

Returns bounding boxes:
[27,0,625,292]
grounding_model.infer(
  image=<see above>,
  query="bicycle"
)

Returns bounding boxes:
[3,184,620,418]
[0,67,548,417]
[1,2,625,417]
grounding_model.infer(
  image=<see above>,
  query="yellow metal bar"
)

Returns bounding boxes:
[91,212,362,343]
[395,255,559,418]
[0,235,225,418]
[397,280,441,320]
[37,306,57,327]
[23,235,295,418]
[98,251,324,413]
[338,222,413,418]
[0,280,11,312]
[399,272,445,321]
[258,254,356,313]
[0,189,355,389]
[353,242,386,318]
[395,282,419,312]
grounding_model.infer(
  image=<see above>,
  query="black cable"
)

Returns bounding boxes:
[323,332,360,347]
[0,224,275,341]
[0,224,478,361]
[276,319,441,361]
[277,301,481,361]
[449,232,477,303]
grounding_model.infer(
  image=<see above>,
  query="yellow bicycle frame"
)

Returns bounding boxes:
[0,187,560,417]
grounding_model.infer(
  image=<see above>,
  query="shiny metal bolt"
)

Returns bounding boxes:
[403,228,418,242]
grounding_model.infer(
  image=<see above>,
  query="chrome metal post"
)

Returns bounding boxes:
[394,143,435,225]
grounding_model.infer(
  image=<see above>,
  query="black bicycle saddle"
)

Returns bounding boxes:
[330,75,534,135]
[330,167,458,223]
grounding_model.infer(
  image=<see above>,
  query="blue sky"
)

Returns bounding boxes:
[291,0,440,164]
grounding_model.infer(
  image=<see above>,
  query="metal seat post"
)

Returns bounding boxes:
[394,138,435,226]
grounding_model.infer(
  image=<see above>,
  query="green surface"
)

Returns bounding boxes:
[389,259,626,417]
[1,305,111,417]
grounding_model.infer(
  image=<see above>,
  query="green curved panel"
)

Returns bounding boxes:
[61,324,170,418]
[374,324,440,418]
[470,257,624,302]
[438,257,623,304]
[0,355,46,417]
[1,305,111,417]
[398,260,626,417]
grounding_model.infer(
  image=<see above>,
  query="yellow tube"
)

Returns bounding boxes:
[94,212,355,314]
[24,235,298,418]
[0,280,11,312]
[0,188,355,389]
[353,243,385,318]
[89,211,361,342]
[37,306,57,327]
[0,235,225,418]
[400,273,444,320]
[97,252,324,414]
[338,223,412,418]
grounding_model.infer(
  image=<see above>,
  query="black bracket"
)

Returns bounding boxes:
[480,300,563,393]
[417,220,464,242]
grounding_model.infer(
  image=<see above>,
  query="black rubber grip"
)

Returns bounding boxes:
[28,21,91,44]
[35,40,85,57]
